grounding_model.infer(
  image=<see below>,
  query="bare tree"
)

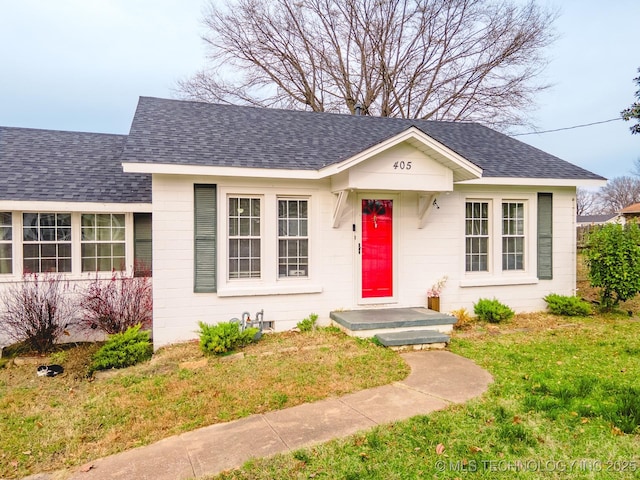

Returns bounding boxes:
[0,273,78,353]
[177,0,557,129]
[597,176,640,213]
[576,187,603,216]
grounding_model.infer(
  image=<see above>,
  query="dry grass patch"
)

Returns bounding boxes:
[0,328,408,478]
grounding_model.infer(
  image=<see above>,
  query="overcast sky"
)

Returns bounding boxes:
[0,0,638,180]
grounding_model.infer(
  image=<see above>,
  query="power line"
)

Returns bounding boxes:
[512,117,623,136]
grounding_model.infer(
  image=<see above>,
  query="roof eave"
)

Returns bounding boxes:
[458,177,607,187]
[122,162,321,179]
[0,199,152,212]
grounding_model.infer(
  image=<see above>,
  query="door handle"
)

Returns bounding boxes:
[358,243,361,254]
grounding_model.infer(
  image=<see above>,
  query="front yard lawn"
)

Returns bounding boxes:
[212,313,640,479]
[0,328,408,478]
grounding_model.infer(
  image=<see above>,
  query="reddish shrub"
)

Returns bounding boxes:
[80,271,152,335]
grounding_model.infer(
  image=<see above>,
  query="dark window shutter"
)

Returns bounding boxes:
[194,184,217,292]
[537,193,553,280]
[134,213,152,277]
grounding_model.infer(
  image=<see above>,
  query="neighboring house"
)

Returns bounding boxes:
[619,202,640,224]
[576,214,618,227]
[576,214,618,248]
[1,97,606,348]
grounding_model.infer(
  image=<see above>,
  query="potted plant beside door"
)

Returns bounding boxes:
[427,276,448,312]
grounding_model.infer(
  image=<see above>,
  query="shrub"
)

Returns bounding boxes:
[0,273,78,353]
[90,324,152,373]
[197,321,259,355]
[584,222,640,311]
[297,313,318,332]
[544,293,592,316]
[79,271,152,334]
[473,298,514,323]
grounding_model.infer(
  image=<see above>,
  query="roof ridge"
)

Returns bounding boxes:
[137,96,480,126]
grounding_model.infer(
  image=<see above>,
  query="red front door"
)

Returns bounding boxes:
[361,199,393,298]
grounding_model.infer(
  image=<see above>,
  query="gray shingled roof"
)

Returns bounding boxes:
[0,127,151,203]
[577,214,617,224]
[122,96,604,181]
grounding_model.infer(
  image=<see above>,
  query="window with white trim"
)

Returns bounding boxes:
[0,212,12,274]
[81,214,126,272]
[278,199,309,278]
[23,213,72,273]
[228,197,261,279]
[502,202,525,270]
[465,201,489,272]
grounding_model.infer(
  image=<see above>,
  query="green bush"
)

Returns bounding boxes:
[296,313,318,332]
[197,321,259,355]
[544,293,592,316]
[90,324,152,374]
[473,298,514,323]
[585,223,640,311]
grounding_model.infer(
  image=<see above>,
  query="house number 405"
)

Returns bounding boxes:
[393,161,412,170]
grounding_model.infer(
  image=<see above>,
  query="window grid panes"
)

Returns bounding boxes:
[0,212,12,274]
[228,197,261,279]
[81,214,126,272]
[23,213,72,273]
[465,202,489,272]
[502,202,525,270]
[278,199,309,278]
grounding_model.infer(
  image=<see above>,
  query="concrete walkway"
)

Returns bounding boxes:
[29,350,492,480]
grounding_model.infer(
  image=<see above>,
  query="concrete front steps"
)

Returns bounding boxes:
[375,330,451,351]
[329,307,457,350]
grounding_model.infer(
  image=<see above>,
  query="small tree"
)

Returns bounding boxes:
[0,273,78,353]
[584,223,640,311]
[79,271,152,335]
[621,67,640,135]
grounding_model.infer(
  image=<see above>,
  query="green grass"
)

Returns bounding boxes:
[212,315,640,479]
[0,328,408,478]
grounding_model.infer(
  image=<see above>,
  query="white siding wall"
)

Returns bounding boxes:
[151,175,357,348]
[152,173,578,348]
[437,185,577,313]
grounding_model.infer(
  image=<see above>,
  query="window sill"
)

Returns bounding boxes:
[217,283,324,297]
[460,276,539,288]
